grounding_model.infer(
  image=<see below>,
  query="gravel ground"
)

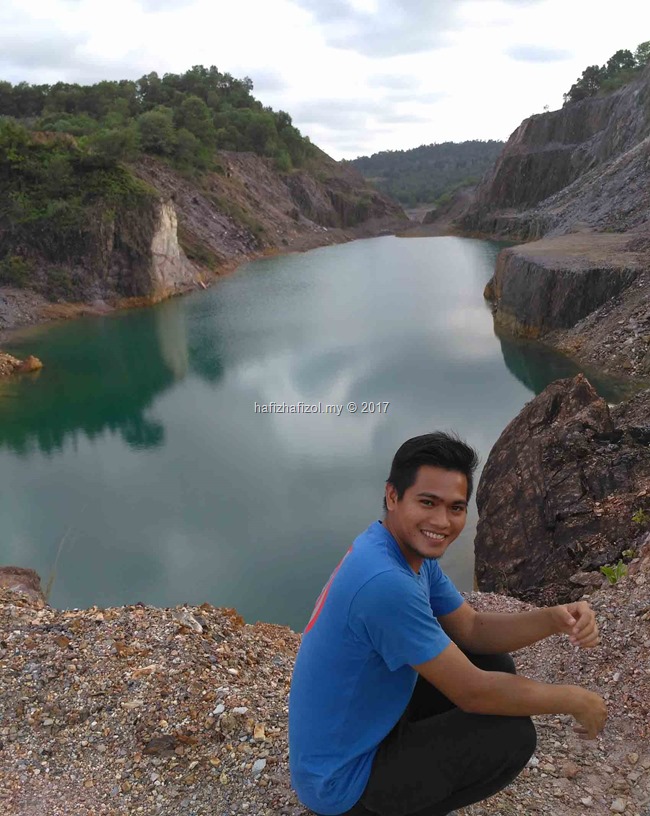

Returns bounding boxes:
[1,536,648,816]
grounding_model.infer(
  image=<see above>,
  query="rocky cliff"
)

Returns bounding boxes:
[446,64,650,380]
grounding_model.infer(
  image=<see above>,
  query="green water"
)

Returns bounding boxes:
[0,237,627,631]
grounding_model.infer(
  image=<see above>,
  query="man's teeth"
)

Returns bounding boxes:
[422,531,445,540]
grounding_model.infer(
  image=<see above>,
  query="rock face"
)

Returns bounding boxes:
[133,150,405,280]
[460,61,650,239]
[0,567,45,603]
[487,233,643,336]
[144,200,196,301]
[475,375,650,605]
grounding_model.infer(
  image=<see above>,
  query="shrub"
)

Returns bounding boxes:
[0,254,32,286]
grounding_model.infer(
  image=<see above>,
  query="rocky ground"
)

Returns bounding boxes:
[1,535,649,816]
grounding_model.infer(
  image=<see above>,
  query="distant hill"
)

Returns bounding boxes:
[348,140,504,207]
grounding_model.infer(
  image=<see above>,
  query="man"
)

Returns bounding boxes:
[289,432,607,816]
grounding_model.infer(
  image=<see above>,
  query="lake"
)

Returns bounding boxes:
[0,236,626,631]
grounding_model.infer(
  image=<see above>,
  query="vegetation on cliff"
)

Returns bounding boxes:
[0,65,316,174]
[0,66,402,306]
[348,140,504,207]
[563,40,650,104]
[0,119,159,299]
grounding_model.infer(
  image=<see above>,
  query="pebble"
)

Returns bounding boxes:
[610,798,626,813]
[252,759,266,777]
[581,796,594,807]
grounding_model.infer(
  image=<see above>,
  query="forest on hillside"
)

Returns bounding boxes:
[349,140,504,207]
[0,65,316,173]
[563,40,650,104]
[0,65,321,294]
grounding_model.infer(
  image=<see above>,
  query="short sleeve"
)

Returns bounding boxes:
[428,561,464,616]
[348,571,451,671]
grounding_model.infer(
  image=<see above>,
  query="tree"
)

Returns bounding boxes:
[136,107,176,155]
[175,95,216,147]
[563,65,605,104]
[605,49,636,78]
[87,126,140,164]
[634,41,650,67]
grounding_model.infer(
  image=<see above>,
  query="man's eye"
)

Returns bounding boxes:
[421,500,433,507]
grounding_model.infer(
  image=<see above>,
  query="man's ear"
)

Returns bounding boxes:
[385,482,398,511]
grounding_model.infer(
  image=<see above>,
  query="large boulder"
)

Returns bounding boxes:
[474,375,650,604]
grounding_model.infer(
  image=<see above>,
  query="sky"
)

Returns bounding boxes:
[2,0,650,160]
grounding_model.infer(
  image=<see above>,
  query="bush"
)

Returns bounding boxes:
[0,254,32,286]
[44,266,76,301]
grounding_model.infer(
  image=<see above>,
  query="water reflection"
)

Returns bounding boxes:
[496,330,632,402]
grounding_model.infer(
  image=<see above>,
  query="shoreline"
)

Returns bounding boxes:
[0,218,403,352]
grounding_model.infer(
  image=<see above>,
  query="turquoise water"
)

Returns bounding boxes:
[0,236,626,631]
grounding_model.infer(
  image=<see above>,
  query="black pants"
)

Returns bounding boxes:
[335,653,536,816]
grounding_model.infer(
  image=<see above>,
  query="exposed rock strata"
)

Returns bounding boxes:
[460,62,650,240]
[484,233,643,335]
[475,375,650,605]
[426,63,650,379]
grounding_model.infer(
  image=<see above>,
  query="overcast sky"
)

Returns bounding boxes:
[2,0,650,159]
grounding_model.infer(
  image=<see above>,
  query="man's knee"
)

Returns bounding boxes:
[507,716,537,767]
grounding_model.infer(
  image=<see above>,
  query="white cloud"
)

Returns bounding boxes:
[1,0,650,158]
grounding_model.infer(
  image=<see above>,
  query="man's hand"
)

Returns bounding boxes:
[571,688,608,739]
[550,601,600,648]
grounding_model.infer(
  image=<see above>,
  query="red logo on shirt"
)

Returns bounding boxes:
[304,546,352,634]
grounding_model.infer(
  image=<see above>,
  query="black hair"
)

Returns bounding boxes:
[384,431,479,510]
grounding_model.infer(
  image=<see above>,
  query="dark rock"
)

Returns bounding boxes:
[474,375,650,604]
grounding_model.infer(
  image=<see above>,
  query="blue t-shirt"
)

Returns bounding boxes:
[289,521,464,815]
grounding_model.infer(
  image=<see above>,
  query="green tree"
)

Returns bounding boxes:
[605,49,636,78]
[87,126,140,164]
[634,41,650,67]
[136,107,176,155]
[175,95,216,147]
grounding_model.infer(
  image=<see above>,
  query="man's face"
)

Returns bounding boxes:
[384,465,468,572]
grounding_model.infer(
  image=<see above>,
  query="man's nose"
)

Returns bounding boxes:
[430,504,451,529]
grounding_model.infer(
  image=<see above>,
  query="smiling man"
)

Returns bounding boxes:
[289,432,607,816]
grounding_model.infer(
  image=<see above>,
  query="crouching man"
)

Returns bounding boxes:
[289,432,606,816]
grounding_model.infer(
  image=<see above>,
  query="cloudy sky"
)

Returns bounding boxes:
[2,0,650,159]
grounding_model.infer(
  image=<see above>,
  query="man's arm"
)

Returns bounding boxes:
[413,641,607,739]
[438,601,600,654]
